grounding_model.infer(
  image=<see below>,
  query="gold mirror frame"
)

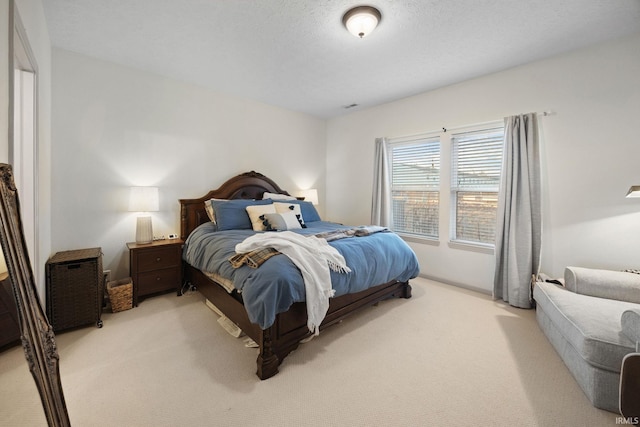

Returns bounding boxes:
[0,164,70,426]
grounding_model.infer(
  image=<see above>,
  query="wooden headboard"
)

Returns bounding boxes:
[179,171,293,240]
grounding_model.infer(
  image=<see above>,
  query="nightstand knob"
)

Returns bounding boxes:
[156,257,161,262]
[156,277,161,281]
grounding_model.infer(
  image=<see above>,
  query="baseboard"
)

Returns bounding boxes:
[418,273,492,296]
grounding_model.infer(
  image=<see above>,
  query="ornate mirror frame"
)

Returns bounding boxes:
[0,164,70,426]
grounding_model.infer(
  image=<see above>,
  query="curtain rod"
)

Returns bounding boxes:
[441,110,555,133]
[386,111,556,141]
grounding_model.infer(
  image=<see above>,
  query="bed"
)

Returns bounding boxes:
[180,171,420,379]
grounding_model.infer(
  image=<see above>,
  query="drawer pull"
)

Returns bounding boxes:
[156,257,161,262]
[156,277,161,281]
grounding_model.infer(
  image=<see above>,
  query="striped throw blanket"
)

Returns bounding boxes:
[229,247,280,269]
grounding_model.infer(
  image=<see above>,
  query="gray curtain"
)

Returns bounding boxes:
[371,137,392,227]
[493,113,541,308]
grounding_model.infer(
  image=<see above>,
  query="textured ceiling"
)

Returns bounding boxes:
[42,0,640,118]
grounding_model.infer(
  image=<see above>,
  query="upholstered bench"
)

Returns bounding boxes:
[533,267,640,413]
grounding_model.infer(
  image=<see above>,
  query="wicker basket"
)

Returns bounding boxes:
[107,278,133,313]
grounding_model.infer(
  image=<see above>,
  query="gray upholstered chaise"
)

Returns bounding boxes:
[533,267,640,413]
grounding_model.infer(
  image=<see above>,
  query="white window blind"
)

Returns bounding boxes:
[390,137,440,238]
[451,125,504,245]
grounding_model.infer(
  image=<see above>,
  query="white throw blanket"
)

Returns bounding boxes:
[235,231,351,335]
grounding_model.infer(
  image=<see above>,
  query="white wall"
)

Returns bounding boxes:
[326,32,640,293]
[50,32,640,294]
[51,49,327,280]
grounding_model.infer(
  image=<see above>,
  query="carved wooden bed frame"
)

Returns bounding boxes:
[179,171,412,379]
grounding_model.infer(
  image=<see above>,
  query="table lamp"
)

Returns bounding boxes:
[129,186,159,244]
[298,189,319,205]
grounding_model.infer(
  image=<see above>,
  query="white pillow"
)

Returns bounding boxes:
[263,191,296,201]
[274,202,305,227]
[246,204,277,231]
[204,199,216,222]
[264,212,302,231]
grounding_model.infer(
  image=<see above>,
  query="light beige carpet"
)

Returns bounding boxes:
[0,278,618,426]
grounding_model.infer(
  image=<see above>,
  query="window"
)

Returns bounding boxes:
[390,136,440,238]
[451,125,504,245]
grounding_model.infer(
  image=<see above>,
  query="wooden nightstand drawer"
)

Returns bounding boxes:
[127,239,184,305]
[137,268,181,295]
[137,246,180,272]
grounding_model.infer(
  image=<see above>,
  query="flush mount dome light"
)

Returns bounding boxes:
[342,6,381,38]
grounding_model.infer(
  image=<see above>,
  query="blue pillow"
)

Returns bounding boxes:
[211,199,273,231]
[269,199,321,223]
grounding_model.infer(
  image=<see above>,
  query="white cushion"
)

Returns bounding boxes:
[204,199,216,222]
[274,202,305,226]
[246,204,277,231]
[264,212,302,230]
[263,191,296,201]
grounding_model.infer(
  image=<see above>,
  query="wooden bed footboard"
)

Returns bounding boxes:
[185,264,412,379]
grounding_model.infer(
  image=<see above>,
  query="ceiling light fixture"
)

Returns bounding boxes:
[342,6,381,38]
[626,185,640,198]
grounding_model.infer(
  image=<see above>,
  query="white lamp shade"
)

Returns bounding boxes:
[129,187,159,212]
[298,189,319,205]
[626,185,640,198]
[343,6,381,38]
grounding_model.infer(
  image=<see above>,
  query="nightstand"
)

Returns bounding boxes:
[127,239,184,305]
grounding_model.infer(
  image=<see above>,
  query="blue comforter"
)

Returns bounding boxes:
[183,221,420,329]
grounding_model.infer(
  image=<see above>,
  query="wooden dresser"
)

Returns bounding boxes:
[0,273,20,350]
[127,239,184,305]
